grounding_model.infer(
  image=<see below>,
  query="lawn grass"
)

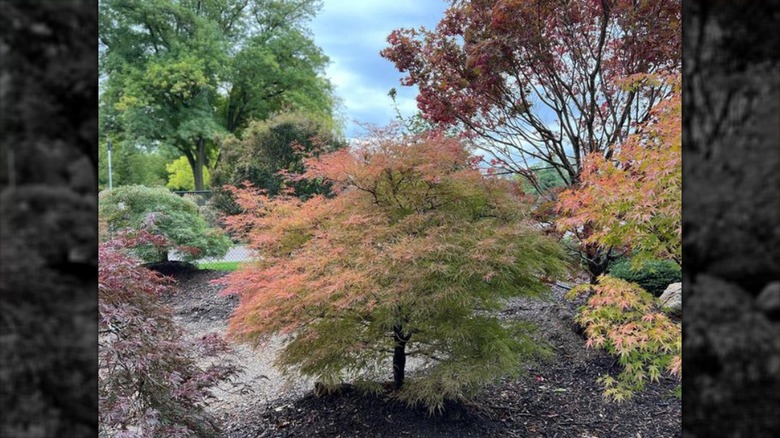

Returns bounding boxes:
[196,261,244,271]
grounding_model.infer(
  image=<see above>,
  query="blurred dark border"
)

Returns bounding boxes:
[683,0,780,436]
[1,0,779,435]
[1,1,98,436]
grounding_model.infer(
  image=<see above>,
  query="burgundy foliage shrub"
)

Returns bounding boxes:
[99,231,237,437]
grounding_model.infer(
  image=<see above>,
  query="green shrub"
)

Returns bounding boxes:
[607,258,681,297]
[99,185,231,262]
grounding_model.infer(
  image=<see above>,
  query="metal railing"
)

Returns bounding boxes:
[170,190,257,264]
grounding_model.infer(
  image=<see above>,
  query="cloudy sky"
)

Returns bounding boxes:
[310,1,449,139]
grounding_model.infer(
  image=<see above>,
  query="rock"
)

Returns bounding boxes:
[659,282,682,314]
[756,282,780,320]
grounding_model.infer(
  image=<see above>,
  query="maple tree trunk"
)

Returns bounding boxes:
[579,222,614,284]
[585,243,610,284]
[392,324,410,389]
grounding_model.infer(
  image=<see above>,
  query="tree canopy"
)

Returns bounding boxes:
[99,0,336,190]
[558,74,681,268]
[221,132,568,411]
[211,111,344,212]
[382,0,681,282]
[382,0,681,192]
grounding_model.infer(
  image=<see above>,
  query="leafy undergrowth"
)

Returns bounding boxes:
[567,276,681,401]
[162,269,681,437]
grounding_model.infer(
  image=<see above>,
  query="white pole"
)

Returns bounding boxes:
[107,140,113,190]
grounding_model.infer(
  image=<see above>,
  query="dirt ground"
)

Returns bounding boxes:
[160,266,681,438]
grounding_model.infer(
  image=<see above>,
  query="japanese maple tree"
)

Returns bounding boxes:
[558,74,681,400]
[221,132,568,411]
[382,0,680,192]
[558,74,681,268]
[382,0,680,280]
[566,276,681,401]
[99,231,237,436]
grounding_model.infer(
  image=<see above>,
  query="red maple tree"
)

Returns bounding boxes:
[382,0,681,190]
[382,0,681,280]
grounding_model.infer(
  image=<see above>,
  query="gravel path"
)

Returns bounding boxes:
[160,269,310,416]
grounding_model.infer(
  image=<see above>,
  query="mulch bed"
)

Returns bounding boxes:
[159,266,681,438]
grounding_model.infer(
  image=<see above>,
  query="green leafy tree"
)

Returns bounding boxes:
[99,0,335,190]
[212,111,344,212]
[221,132,568,412]
[166,156,211,191]
[518,164,568,196]
[98,140,175,190]
[99,185,231,262]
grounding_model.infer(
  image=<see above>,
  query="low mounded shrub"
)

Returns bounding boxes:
[567,275,681,401]
[607,258,681,297]
[99,185,231,262]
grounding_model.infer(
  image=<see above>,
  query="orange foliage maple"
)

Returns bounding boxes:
[220,131,569,410]
[558,73,681,267]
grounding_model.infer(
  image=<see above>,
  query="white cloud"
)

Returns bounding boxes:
[319,0,435,21]
[311,1,447,137]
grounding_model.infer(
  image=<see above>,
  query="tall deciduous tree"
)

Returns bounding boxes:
[99,0,335,190]
[221,132,568,411]
[382,0,680,192]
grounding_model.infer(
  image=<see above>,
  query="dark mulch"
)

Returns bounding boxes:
[161,267,681,438]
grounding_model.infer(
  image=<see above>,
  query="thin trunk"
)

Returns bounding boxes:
[392,324,410,390]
